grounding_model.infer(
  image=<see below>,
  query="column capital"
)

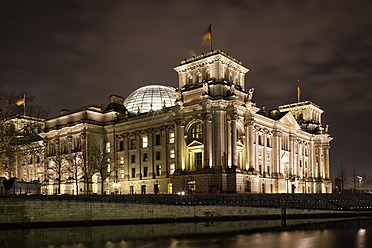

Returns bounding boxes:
[174,119,185,126]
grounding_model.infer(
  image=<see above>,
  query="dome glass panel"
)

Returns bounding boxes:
[123,85,176,114]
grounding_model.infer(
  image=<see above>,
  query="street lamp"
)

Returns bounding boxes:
[357,176,363,193]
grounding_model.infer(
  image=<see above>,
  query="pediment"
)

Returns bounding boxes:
[278,112,300,129]
[237,140,244,148]
[188,140,204,147]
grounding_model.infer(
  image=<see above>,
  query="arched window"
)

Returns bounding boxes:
[191,123,203,139]
[188,75,193,84]
[205,70,210,80]
[197,72,202,83]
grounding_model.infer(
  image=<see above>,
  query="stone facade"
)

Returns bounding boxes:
[4,50,332,194]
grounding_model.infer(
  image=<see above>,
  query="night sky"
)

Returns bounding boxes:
[1,0,371,181]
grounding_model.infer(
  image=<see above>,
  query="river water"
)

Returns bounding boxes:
[1,218,372,248]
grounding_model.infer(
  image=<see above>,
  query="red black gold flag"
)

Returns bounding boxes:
[16,98,25,106]
[202,24,212,51]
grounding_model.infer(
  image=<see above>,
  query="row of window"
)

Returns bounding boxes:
[127,163,176,178]
[128,149,175,163]
[118,132,175,151]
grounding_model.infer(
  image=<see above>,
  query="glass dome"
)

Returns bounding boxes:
[124,85,176,114]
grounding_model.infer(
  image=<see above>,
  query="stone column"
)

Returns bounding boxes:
[123,134,130,180]
[230,113,238,167]
[135,132,141,179]
[272,130,280,176]
[175,119,184,171]
[161,128,168,176]
[202,113,212,168]
[289,135,294,177]
[148,130,154,178]
[213,109,226,169]
[246,119,255,171]
[324,144,330,179]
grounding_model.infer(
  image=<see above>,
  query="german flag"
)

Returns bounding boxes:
[202,24,212,44]
[16,98,25,106]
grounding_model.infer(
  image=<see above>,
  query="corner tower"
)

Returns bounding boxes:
[174,50,249,105]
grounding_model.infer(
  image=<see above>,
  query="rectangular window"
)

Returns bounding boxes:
[156,165,161,176]
[121,169,124,179]
[130,139,135,149]
[119,141,124,151]
[170,149,175,159]
[120,156,124,164]
[130,185,134,194]
[267,152,270,162]
[169,132,175,143]
[196,152,202,170]
[107,159,110,172]
[170,163,175,175]
[155,134,161,146]
[143,153,148,162]
[267,166,270,176]
[131,154,135,163]
[143,167,148,177]
[156,151,161,160]
[106,142,111,152]
[131,168,136,178]
[142,136,148,148]
[258,150,262,160]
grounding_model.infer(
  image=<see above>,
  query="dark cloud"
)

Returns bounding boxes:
[1,0,371,178]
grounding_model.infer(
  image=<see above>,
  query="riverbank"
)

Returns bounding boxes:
[1,195,372,228]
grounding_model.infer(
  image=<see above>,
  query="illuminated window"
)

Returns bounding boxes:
[191,123,203,139]
[121,169,124,179]
[170,149,175,159]
[156,165,161,176]
[106,178,109,183]
[107,159,110,172]
[120,156,124,164]
[106,142,110,152]
[188,74,193,84]
[143,153,148,162]
[142,136,148,148]
[170,163,175,174]
[169,132,175,143]
[258,150,262,160]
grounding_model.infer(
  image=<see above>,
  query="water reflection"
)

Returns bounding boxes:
[1,218,372,248]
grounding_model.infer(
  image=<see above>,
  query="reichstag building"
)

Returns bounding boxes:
[10,50,333,194]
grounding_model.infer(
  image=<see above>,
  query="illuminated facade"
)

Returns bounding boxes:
[10,50,332,194]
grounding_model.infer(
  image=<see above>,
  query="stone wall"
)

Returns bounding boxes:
[0,198,361,225]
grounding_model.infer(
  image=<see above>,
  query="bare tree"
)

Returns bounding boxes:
[80,130,95,194]
[0,85,47,178]
[337,163,348,192]
[47,138,66,194]
[89,137,113,195]
[65,137,82,195]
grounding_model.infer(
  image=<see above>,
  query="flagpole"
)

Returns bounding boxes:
[210,24,212,51]
[23,94,26,116]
